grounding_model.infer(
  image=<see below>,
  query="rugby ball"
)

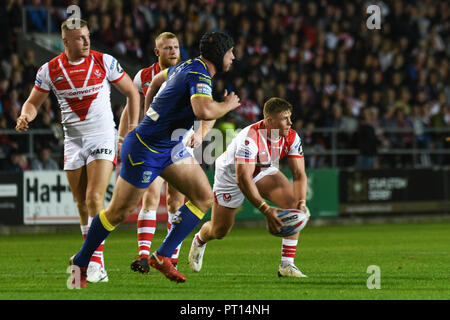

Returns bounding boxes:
[274,208,310,237]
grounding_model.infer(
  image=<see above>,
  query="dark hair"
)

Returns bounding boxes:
[199,32,234,73]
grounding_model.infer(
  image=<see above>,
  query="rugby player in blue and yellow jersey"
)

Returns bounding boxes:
[68,32,240,286]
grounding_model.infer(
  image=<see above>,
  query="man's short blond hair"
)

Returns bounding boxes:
[263,97,293,118]
[155,32,178,46]
[61,18,88,34]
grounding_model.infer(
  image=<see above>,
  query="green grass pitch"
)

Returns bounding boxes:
[0,221,448,300]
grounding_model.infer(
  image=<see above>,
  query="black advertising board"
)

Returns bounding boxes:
[0,172,23,225]
[339,169,450,215]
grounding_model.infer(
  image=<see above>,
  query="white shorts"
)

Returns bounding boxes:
[64,130,117,170]
[213,165,279,208]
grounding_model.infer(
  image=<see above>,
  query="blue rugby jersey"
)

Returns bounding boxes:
[135,57,213,151]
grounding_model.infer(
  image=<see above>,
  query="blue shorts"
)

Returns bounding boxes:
[120,130,192,188]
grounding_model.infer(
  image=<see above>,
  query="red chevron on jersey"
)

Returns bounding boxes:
[35,50,124,137]
[48,52,106,121]
[64,93,99,121]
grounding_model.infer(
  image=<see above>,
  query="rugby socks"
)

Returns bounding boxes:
[88,216,105,267]
[167,211,183,264]
[157,201,204,257]
[281,239,298,266]
[81,217,105,267]
[194,232,207,247]
[137,209,157,258]
[73,210,115,268]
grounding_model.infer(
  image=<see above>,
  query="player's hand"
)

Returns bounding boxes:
[185,132,202,148]
[15,114,31,132]
[263,206,284,235]
[297,204,311,221]
[223,89,240,112]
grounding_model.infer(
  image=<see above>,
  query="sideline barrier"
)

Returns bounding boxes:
[339,169,450,215]
[2,169,448,225]
[1,169,339,225]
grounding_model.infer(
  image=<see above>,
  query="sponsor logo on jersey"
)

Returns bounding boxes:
[54,75,64,83]
[94,69,102,78]
[223,193,232,202]
[116,62,123,73]
[195,82,212,96]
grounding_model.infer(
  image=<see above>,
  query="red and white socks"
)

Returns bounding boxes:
[193,231,207,247]
[137,209,156,259]
[281,238,298,267]
[136,209,182,263]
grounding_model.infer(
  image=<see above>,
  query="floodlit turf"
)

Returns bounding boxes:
[0,221,448,300]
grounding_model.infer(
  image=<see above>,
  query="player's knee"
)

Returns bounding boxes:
[107,203,133,225]
[167,201,183,213]
[212,225,231,239]
[199,190,214,209]
[86,192,104,213]
[142,191,160,209]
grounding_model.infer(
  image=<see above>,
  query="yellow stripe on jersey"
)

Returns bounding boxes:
[135,133,160,153]
[195,58,208,70]
[185,201,205,220]
[191,93,213,100]
[99,209,116,231]
[188,71,211,78]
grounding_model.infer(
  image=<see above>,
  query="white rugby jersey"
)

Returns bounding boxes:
[34,50,125,137]
[215,120,304,185]
[133,62,161,96]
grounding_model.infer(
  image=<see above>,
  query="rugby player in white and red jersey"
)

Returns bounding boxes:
[189,97,310,278]
[15,18,140,283]
[117,32,215,273]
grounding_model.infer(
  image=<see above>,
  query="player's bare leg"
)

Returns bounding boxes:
[189,202,238,272]
[131,176,165,273]
[200,203,237,242]
[85,159,114,282]
[256,171,306,278]
[66,167,88,226]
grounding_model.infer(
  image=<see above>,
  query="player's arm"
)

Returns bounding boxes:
[144,70,167,114]
[15,88,49,132]
[288,156,308,211]
[112,73,140,133]
[191,89,240,120]
[118,94,144,142]
[186,120,216,148]
[235,161,283,234]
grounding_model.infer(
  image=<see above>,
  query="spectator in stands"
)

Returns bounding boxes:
[1,0,449,170]
[357,107,380,169]
[31,145,59,170]
[231,87,261,126]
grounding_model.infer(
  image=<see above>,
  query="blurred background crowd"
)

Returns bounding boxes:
[0,0,449,171]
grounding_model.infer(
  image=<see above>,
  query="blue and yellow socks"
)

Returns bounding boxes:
[157,201,205,257]
[73,209,115,268]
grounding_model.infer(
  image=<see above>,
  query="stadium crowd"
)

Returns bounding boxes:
[0,0,449,171]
